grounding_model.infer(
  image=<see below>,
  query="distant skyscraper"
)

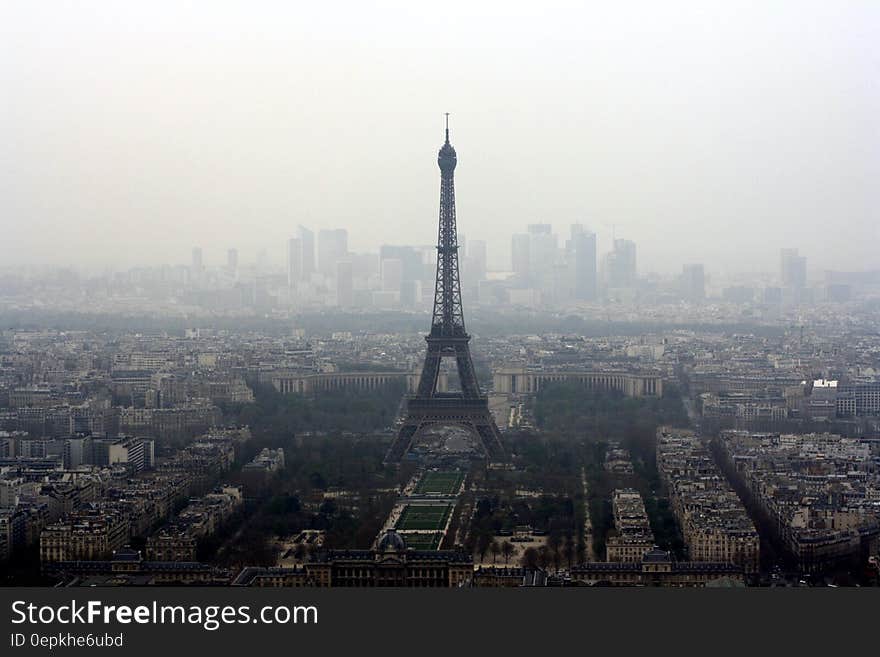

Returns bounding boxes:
[722,285,756,304]
[379,245,424,307]
[681,264,706,302]
[191,247,203,273]
[763,286,783,304]
[336,260,354,307]
[318,229,348,277]
[297,225,315,279]
[226,248,238,275]
[349,252,379,280]
[255,248,269,273]
[780,248,806,289]
[511,234,530,281]
[468,239,488,281]
[568,224,597,301]
[287,237,303,287]
[381,258,404,294]
[527,224,558,294]
[603,238,637,289]
[379,245,423,282]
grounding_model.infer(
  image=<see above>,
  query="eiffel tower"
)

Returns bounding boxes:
[385,116,506,463]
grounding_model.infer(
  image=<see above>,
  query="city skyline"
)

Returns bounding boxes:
[2,2,878,274]
[0,224,856,316]
[0,226,844,282]
[5,3,880,645]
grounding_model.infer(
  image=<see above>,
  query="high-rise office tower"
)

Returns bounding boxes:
[527,224,557,289]
[379,245,424,307]
[336,261,354,307]
[287,237,303,287]
[603,238,637,288]
[511,233,531,281]
[380,258,404,294]
[780,248,806,289]
[468,239,488,281]
[318,229,348,277]
[461,238,487,303]
[226,248,238,276]
[681,264,706,302]
[255,248,269,273]
[379,245,423,283]
[297,225,315,280]
[191,247,203,273]
[349,252,379,281]
[568,224,597,301]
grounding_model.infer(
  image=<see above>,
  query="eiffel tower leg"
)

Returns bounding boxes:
[454,342,480,398]
[416,342,442,398]
[385,421,420,463]
[473,419,505,459]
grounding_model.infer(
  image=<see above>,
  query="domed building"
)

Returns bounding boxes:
[376,529,407,553]
[235,528,473,588]
[296,528,473,587]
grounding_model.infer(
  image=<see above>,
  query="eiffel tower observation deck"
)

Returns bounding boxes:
[385,116,506,463]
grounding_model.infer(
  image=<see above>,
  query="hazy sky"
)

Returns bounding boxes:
[2,1,878,275]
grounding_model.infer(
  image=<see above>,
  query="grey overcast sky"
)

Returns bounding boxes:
[1,1,878,275]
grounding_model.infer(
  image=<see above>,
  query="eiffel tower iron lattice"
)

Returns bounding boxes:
[385,116,506,463]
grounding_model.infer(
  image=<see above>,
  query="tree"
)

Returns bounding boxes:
[464,532,477,556]
[501,540,515,564]
[547,533,563,572]
[477,532,492,563]
[520,546,539,569]
[537,545,550,570]
[489,540,501,564]
[562,536,575,570]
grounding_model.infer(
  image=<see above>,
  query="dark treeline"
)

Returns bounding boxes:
[467,433,587,570]
[222,381,410,500]
[214,488,398,569]
[214,434,402,566]
[0,309,786,339]
[532,383,689,559]
[224,381,405,437]
[533,382,689,441]
[503,432,582,494]
[467,493,585,570]
[210,383,411,564]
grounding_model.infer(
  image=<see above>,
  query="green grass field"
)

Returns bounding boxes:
[395,504,453,531]
[414,471,464,496]
[398,532,443,550]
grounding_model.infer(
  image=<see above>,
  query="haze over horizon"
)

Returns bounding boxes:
[2,1,878,275]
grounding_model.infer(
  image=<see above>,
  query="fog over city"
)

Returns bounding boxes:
[7,0,880,602]
[2,1,877,274]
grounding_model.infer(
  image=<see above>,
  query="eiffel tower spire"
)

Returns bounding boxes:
[430,116,465,329]
[385,117,506,463]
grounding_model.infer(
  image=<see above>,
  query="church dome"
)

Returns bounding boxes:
[377,529,407,552]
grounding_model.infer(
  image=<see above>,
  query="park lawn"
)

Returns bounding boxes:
[398,532,443,550]
[414,471,464,496]
[395,504,453,531]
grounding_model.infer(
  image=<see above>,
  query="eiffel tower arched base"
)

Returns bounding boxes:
[385,395,506,463]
